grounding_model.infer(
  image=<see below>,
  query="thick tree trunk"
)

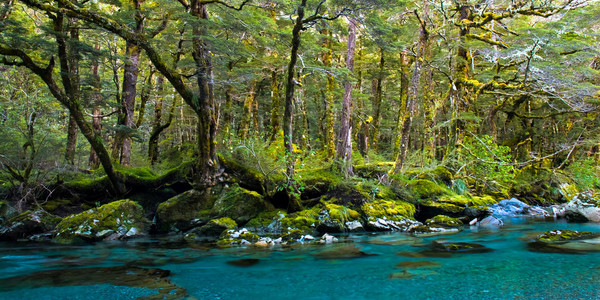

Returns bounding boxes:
[191,1,220,186]
[335,18,357,177]
[65,115,78,165]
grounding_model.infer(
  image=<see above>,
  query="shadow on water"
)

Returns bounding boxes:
[0,266,189,300]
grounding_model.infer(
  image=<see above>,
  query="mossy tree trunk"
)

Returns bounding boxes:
[268,70,281,144]
[370,48,385,153]
[89,44,102,169]
[239,80,256,141]
[335,17,357,177]
[321,27,336,159]
[62,17,80,166]
[393,52,410,159]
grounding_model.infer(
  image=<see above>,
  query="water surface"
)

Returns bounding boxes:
[1,219,599,299]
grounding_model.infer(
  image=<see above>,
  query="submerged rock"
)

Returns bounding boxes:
[0,210,61,241]
[226,258,260,267]
[54,199,148,243]
[430,240,494,254]
[528,230,600,254]
[395,260,441,269]
[312,244,374,259]
[0,266,188,299]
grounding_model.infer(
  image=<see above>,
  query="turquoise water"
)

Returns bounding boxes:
[1,219,600,299]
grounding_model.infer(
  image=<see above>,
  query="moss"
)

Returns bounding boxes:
[218,153,266,194]
[537,230,599,242]
[211,217,237,229]
[281,228,304,241]
[422,201,464,214]
[198,217,237,237]
[296,168,344,196]
[211,184,274,224]
[361,199,416,221]
[408,179,449,200]
[281,213,318,233]
[155,188,216,232]
[42,198,72,214]
[323,203,360,222]
[245,210,287,229]
[426,215,463,228]
[239,231,260,243]
[54,199,148,243]
[436,194,497,207]
[0,201,17,224]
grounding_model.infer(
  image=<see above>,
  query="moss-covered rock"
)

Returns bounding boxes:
[218,153,266,194]
[537,230,599,242]
[361,199,416,221]
[211,184,274,224]
[0,210,62,241]
[54,200,148,243]
[418,194,497,220]
[564,192,600,222]
[408,179,449,200]
[316,203,361,233]
[155,188,217,233]
[0,200,17,225]
[426,215,464,228]
[245,210,287,234]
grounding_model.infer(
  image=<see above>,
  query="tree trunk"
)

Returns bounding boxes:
[239,80,256,140]
[191,1,220,186]
[64,17,80,165]
[393,53,410,158]
[370,48,385,152]
[335,17,357,177]
[148,76,175,165]
[321,28,335,159]
[393,11,428,173]
[89,44,102,169]
[268,70,281,144]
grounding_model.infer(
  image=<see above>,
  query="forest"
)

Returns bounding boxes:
[1,0,600,244]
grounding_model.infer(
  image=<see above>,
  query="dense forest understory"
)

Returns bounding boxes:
[1,0,600,243]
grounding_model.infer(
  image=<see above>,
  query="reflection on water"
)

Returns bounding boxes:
[0,219,599,299]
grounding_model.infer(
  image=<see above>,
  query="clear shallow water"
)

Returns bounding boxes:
[1,219,599,300]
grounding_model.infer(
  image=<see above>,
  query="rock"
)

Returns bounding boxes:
[226,258,260,267]
[431,240,494,253]
[312,244,374,259]
[211,184,274,224]
[563,193,600,222]
[425,215,463,228]
[527,230,600,254]
[469,218,478,226]
[478,216,503,228]
[245,210,287,235]
[215,227,259,245]
[155,188,217,233]
[395,261,441,269]
[195,217,237,237]
[345,220,364,232]
[365,217,421,232]
[0,201,17,225]
[407,224,460,237]
[489,198,549,218]
[0,210,62,241]
[316,203,361,233]
[54,200,148,243]
[361,199,416,221]
[320,233,338,244]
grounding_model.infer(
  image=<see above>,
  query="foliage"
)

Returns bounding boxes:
[460,134,516,190]
[565,158,600,191]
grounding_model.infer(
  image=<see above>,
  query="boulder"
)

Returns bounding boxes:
[244,210,287,235]
[431,240,494,254]
[0,210,61,241]
[425,215,463,228]
[563,193,600,222]
[528,230,600,254]
[211,184,274,224]
[417,195,496,220]
[478,216,503,228]
[54,199,149,243]
[361,199,415,221]
[489,198,549,218]
[0,201,17,225]
[155,188,217,233]
[316,203,361,233]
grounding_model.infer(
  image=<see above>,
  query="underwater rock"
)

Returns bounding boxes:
[431,240,494,254]
[226,258,260,267]
[388,270,415,280]
[478,216,503,228]
[395,260,441,269]
[0,266,188,299]
[0,210,61,241]
[527,231,600,254]
[489,198,549,218]
[53,200,148,243]
[425,215,463,228]
[563,193,600,222]
[312,244,375,259]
